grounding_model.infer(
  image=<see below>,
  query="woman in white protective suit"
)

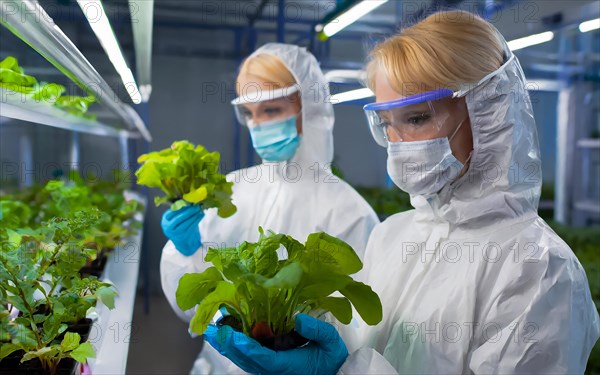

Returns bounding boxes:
[202,10,600,374]
[159,43,379,374]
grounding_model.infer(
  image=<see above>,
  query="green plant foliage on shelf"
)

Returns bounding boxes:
[355,186,412,220]
[0,56,96,119]
[0,172,144,373]
[1,171,143,255]
[177,227,383,340]
[0,209,116,374]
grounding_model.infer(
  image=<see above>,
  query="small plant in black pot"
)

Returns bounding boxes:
[0,209,117,374]
[176,228,383,351]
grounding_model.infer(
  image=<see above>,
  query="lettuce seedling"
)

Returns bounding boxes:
[0,56,37,90]
[0,56,95,118]
[136,140,237,217]
[176,228,382,345]
[53,95,96,119]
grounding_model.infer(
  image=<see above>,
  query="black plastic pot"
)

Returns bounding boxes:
[0,353,81,375]
[1,319,92,374]
[218,316,309,351]
[18,311,93,344]
[79,251,109,277]
[58,318,93,343]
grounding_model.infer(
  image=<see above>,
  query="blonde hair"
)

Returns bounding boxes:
[366,10,503,95]
[237,53,296,93]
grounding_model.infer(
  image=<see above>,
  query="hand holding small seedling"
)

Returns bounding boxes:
[176,227,382,350]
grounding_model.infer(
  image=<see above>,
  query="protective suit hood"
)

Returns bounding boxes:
[418,32,542,230]
[247,43,334,169]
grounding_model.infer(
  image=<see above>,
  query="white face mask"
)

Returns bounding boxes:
[387,119,467,196]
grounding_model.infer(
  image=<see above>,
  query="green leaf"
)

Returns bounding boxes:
[69,342,95,364]
[31,82,65,102]
[280,235,306,261]
[250,235,283,277]
[183,186,208,203]
[33,314,49,324]
[340,281,383,325]
[5,229,22,247]
[262,262,303,289]
[21,347,57,363]
[189,282,237,335]
[96,286,117,309]
[176,268,224,311]
[217,201,237,218]
[53,300,65,315]
[170,199,188,211]
[11,325,38,348]
[136,162,165,190]
[0,59,37,86]
[222,261,250,283]
[53,95,96,117]
[314,297,353,324]
[60,332,81,352]
[205,245,240,272]
[304,232,362,275]
[154,195,171,206]
[0,343,21,360]
[299,272,353,300]
[42,315,62,344]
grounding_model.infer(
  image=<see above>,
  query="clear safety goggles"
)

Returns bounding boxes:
[363,88,462,147]
[231,85,300,127]
[364,53,517,147]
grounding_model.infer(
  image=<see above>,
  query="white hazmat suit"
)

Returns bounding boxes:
[338,33,600,374]
[160,43,379,374]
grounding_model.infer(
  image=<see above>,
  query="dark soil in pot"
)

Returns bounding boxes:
[0,353,80,375]
[17,310,93,343]
[217,316,309,351]
[79,252,108,277]
[57,318,93,343]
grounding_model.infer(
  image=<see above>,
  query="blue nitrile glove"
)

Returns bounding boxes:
[161,205,204,256]
[203,314,348,375]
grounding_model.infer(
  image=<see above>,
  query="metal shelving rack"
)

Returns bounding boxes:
[1,1,151,372]
[0,0,152,142]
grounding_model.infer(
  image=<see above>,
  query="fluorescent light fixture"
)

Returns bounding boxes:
[507,31,554,51]
[139,84,153,103]
[330,88,374,104]
[319,0,388,38]
[579,18,600,33]
[77,0,142,104]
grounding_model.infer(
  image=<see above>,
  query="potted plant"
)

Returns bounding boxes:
[1,173,144,277]
[0,209,117,374]
[176,228,383,350]
[135,140,236,217]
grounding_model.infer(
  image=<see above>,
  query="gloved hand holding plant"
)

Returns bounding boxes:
[176,227,383,352]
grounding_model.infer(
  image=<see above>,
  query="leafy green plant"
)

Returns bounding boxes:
[136,140,237,217]
[0,56,36,90]
[176,228,382,341]
[1,173,143,256]
[356,186,412,219]
[0,209,117,374]
[54,95,96,119]
[0,56,96,118]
